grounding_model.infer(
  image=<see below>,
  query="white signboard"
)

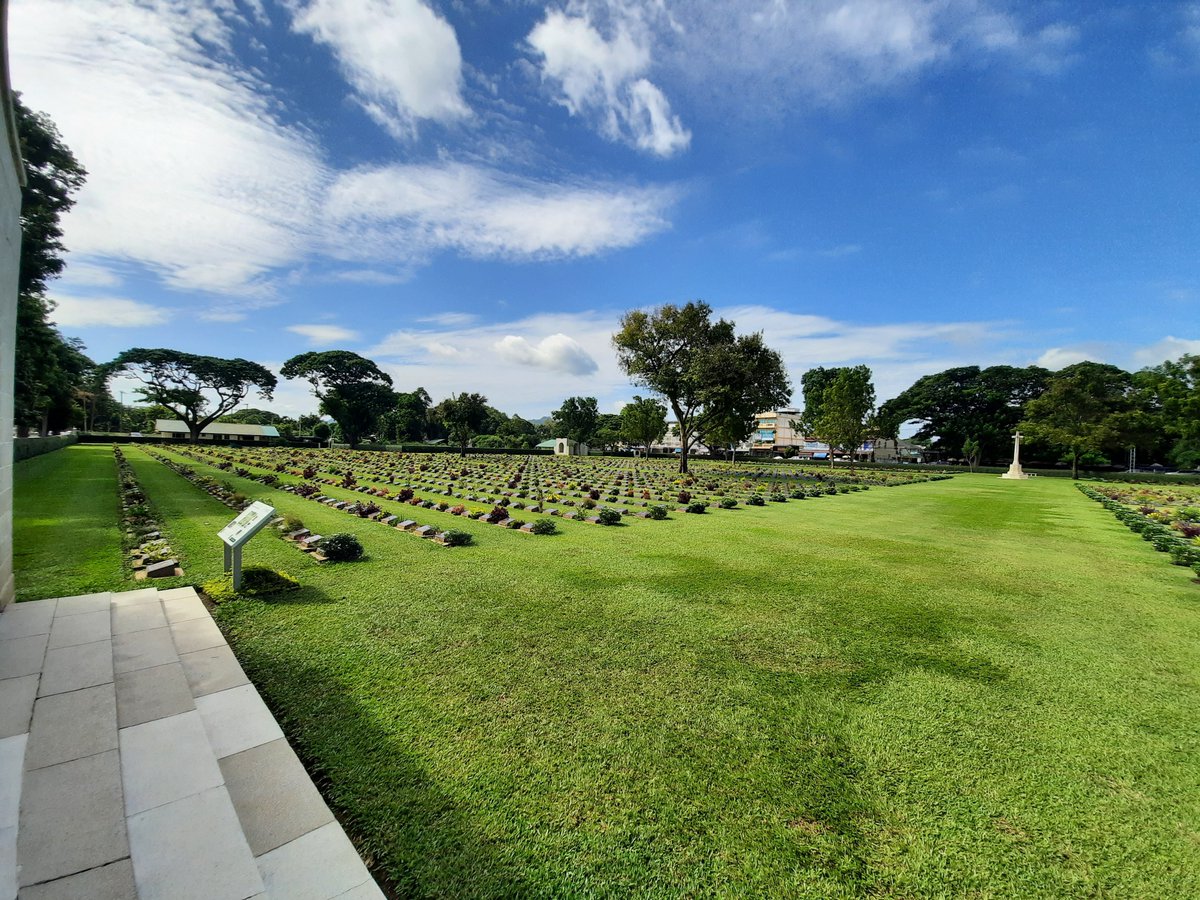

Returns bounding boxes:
[218,501,276,550]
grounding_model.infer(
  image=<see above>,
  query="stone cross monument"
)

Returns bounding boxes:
[1000,430,1030,480]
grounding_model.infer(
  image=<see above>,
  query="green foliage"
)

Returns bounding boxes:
[106,349,277,441]
[1022,362,1135,478]
[203,566,301,604]
[530,518,559,535]
[554,396,600,445]
[438,392,490,456]
[613,301,790,472]
[647,504,668,520]
[441,529,473,547]
[879,365,1049,463]
[619,395,668,453]
[321,533,364,562]
[597,508,621,526]
[798,365,875,467]
[685,500,708,514]
[962,436,981,472]
[280,351,394,449]
[720,497,738,509]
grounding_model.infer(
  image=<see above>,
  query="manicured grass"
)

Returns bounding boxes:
[12,444,125,602]
[15,446,1200,897]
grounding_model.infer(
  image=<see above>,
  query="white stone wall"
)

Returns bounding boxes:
[0,62,21,608]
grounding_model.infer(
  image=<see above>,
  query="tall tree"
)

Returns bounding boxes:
[1134,354,1200,469]
[281,351,394,450]
[1020,362,1134,478]
[438,392,489,456]
[619,395,668,455]
[798,366,876,469]
[613,301,791,472]
[13,96,95,435]
[879,365,1049,462]
[389,388,432,442]
[553,396,599,445]
[106,350,277,441]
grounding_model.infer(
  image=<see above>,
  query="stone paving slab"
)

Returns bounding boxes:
[178,645,249,698]
[220,738,334,856]
[0,587,383,898]
[127,785,264,900]
[115,662,194,729]
[55,592,113,617]
[120,710,224,816]
[48,608,112,650]
[39,639,112,696]
[0,633,48,681]
[25,683,117,770]
[0,599,54,641]
[18,749,129,887]
[21,857,138,900]
[0,674,38,739]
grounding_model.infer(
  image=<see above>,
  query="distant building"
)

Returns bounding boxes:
[553,437,588,456]
[154,420,280,442]
[751,408,803,453]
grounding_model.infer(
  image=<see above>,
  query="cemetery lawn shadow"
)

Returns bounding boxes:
[13,444,124,601]
[18,447,1200,899]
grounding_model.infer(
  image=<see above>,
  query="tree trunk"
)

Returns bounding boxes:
[1071,450,1078,479]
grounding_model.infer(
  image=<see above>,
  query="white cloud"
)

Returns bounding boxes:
[588,0,1080,123]
[361,304,1018,416]
[1035,346,1099,370]
[1131,336,1200,368]
[286,324,362,346]
[57,262,122,288]
[494,333,599,375]
[528,7,690,157]
[50,295,171,328]
[12,1,677,298]
[288,0,469,138]
[11,0,325,295]
[323,163,677,263]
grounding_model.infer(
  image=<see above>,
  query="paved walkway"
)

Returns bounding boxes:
[0,587,384,900]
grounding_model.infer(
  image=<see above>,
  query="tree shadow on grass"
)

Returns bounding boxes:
[232,649,533,899]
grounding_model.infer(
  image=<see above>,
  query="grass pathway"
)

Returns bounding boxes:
[12,444,124,602]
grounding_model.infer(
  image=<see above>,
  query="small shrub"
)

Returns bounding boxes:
[486,505,509,524]
[648,505,668,520]
[294,483,319,498]
[686,501,707,514]
[720,497,738,509]
[677,490,692,504]
[396,488,414,502]
[441,529,473,546]
[507,519,527,530]
[302,466,318,479]
[769,492,786,503]
[282,515,305,532]
[530,518,558,535]
[597,508,621,526]
[321,533,364,562]
[449,505,466,515]
[746,495,765,506]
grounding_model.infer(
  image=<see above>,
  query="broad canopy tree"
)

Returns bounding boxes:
[879,365,1049,463]
[438,392,489,456]
[281,351,394,449]
[1020,361,1135,478]
[613,302,791,472]
[553,396,599,446]
[106,349,277,441]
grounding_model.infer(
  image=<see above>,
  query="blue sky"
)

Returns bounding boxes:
[11,0,1200,418]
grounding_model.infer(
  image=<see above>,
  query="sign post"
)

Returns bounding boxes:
[218,501,276,590]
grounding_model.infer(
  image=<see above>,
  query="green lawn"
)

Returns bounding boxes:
[12,444,125,601]
[13,446,1200,897]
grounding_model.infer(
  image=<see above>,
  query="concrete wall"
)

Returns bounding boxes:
[1,0,24,609]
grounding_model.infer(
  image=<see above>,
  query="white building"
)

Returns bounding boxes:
[155,420,280,442]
